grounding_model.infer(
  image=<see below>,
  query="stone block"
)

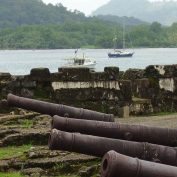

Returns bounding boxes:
[104,67,119,80]
[133,79,150,98]
[21,80,37,88]
[122,69,144,80]
[130,97,153,115]
[20,88,34,98]
[30,68,51,81]
[90,72,106,81]
[8,80,21,88]
[50,72,62,81]
[118,106,130,118]
[145,65,177,78]
[119,80,132,101]
[58,67,91,81]
[0,72,11,80]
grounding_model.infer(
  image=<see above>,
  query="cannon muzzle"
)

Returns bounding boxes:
[101,151,177,177]
[49,129,177,166]
[7,94,114,122]
[52,115,177,146]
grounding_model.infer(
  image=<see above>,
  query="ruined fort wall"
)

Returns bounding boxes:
[123,64,177,113]
[1,64,177,115]
[0,67,131,115]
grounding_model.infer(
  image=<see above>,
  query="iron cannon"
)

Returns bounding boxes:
[49,129,177,166]
[7,94,114,122]
[52,115,177,146]
[101,150,177,177]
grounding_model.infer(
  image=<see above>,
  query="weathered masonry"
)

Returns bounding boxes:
[123,65,177,113]
[1,64,177,116]
[0,67,131,115]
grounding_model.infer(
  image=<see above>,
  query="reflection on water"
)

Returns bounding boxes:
[0,48,177,75]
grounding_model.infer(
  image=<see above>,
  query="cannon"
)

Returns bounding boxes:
[7,94,114,122]
[49,129,177,166]
[101,150,177,177]
[52,115,177,146]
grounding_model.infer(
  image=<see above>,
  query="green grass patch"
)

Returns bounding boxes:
[0,173,78,177]
[0,173,75,177]
[0,172,23,177]
[2,119,33,128]
[53,159,100,177]
[0,145,32,160]
[150,112,177,116]
[21,119,33,128]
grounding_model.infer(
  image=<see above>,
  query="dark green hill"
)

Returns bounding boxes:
[93,0,177,25]
[96,15,147,26]
[0,0,86,28]
[1,0,177,49]
[0,0,150,28]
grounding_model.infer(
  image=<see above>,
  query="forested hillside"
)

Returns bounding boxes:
[0,0,177,49]
[0,0,86,28]
[1,21,177,49]
[0,0,143,28]
[96,15,147,26]
[93,0,177,25]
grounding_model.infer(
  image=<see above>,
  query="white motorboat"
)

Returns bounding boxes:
[63,51,96,69]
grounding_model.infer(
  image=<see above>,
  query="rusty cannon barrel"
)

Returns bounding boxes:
[49,129,177,166]
[7,94,114,122]
[52,115,177,146]
[101,150,177,177]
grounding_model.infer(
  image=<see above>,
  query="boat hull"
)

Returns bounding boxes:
[108,52,134,58]
[63,63,96,69]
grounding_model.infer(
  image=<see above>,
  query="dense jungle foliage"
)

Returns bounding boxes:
[1,21,177,49]
[0,0,177,49]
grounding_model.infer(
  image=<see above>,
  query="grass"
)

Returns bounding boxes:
[2,119,33,128]
[0,173,78,177]
[53,160,100,177]
[0,172,23,177]
[0,145,32,160]
[21,119,33,128]
[150,111,177,116]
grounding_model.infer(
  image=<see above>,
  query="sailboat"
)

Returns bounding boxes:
[108,22,134,58]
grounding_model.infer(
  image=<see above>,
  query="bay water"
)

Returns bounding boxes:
[0,48,177,75]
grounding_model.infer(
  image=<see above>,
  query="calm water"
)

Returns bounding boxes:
[0,48,177,75]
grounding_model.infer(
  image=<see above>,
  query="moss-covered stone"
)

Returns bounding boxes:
[58,67,91,81]
[30,68,51,81]
[104,67,119,80]
[144,65,162,78]
[0,73,11,81]
[122,69,144,80]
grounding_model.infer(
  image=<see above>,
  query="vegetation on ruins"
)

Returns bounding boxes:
[0,145,32,160]
[0,172,78,177]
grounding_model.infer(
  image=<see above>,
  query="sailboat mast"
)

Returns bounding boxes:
[113,34,117,50]
[123,20,125,49]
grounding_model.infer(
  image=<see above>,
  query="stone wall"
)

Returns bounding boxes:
[1,64,177,116]
[123,64,177,113]
[0,67,132,115]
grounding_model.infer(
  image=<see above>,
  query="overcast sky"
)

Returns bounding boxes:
[42,0,177,15]
[42,0,111,15]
